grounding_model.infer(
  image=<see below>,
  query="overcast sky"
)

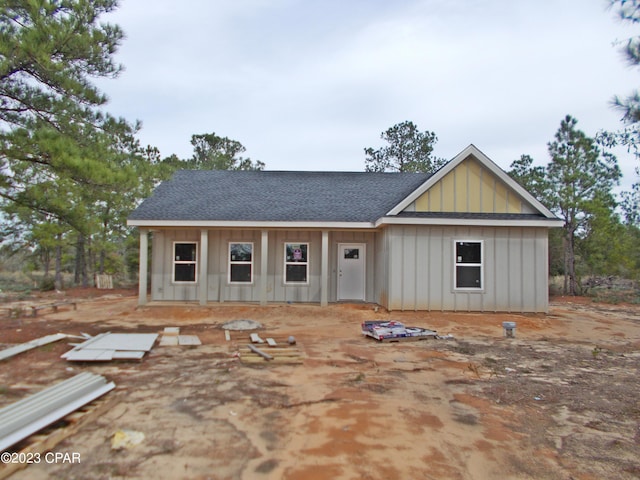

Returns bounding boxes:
[99,0,638,188]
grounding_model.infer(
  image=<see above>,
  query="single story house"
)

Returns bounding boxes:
[127,144,563,312]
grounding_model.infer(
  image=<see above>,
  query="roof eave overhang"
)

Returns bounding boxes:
[375,217,565,228]
[128,218,564,229]
[126,219,377,229]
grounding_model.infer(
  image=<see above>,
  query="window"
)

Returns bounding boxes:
[344,248,360,259]
[284,243,308,284]
[455,241,482,289]
[229,243,253,283]
[174,242,197,283]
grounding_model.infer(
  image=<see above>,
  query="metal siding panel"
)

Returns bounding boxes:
[415,229,429,310]
[415,190,429,211]
[454,162,468,212]
[150,232,164,301]
[508,229,523,312]
[0,373,115,452]
[494,229,510,311]
[387,227,404,310]
[401,227,417,310]
[440,228,456,311]
[441,174,455,212]
[535,229,550,312]
[521,229,536,312]
[481,169,495,213]
[480,228,495,312]
[308,233,322,302]
[207,230,220,301]
[269,230,283,302]
[430,182,442,211]
[467,160,482,213]
[426,228,443,310]
[375,230,389,308]
[495,182,508,213]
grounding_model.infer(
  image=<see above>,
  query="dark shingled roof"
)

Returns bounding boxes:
[129,170,432,223]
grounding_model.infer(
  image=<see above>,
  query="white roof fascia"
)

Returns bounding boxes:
[376,216,565,228]
[127,220,376,229]
[386,144,557,219]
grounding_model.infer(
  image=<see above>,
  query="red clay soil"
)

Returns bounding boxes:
[0,289,638,480]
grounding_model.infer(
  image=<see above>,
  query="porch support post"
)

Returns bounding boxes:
[321,230,329,307]
[137,228,148,306]
[199,229,209,306]
[260,230,268,305]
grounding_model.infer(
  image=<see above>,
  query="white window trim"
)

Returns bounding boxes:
[172,241,198,284]
[453,239,484,291]
[228,242,254,284]
[284,242,310,285]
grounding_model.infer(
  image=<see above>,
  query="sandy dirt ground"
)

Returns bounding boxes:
[0,289,639,480]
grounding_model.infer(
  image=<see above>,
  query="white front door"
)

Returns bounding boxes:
[337,243,366,301]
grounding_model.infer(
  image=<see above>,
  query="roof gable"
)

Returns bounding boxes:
[388,144,556,218]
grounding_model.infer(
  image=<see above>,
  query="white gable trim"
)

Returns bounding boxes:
[376,216,565,228]
[386,144,557,219]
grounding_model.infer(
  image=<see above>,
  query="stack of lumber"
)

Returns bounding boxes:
[226,331,303,365]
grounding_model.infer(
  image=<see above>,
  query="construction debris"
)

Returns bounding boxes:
[158,327,201,346]
[0,333,70,362]
[238,334,303,364]
[247,344,273,360]
[177,335,201,346]
[111,429,145,450]
[61,333,158,361]
[30,301,77,317]
[362,321,438,342]
[0,372,115,452]
[221,319,262,331]
[250,333,265,344]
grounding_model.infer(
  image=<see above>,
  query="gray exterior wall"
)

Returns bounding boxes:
[150,229,377,304]
[150,226,549,312]
[379,225,550,312]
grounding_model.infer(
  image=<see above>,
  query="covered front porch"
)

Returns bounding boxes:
[136,228,377,307]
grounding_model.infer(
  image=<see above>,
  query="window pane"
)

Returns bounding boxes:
[230,243,252,262]
[175,263,196,282]
[456,266,481,288]
[286,264,307,282]
[175,243,196,262]
[230,264,252,283]
[286,244,307,262]
[344,248,359,259]
[456,242,481,264]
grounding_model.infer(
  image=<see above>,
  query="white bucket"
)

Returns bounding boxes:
[502,321,516,338]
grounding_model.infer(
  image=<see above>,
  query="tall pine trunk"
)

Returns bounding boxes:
[564,224,579,296]
[54,232,63,291]
[75,233,88,287]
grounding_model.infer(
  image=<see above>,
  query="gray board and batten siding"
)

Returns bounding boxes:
[379,225,549,312]
[151,229,378,305]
